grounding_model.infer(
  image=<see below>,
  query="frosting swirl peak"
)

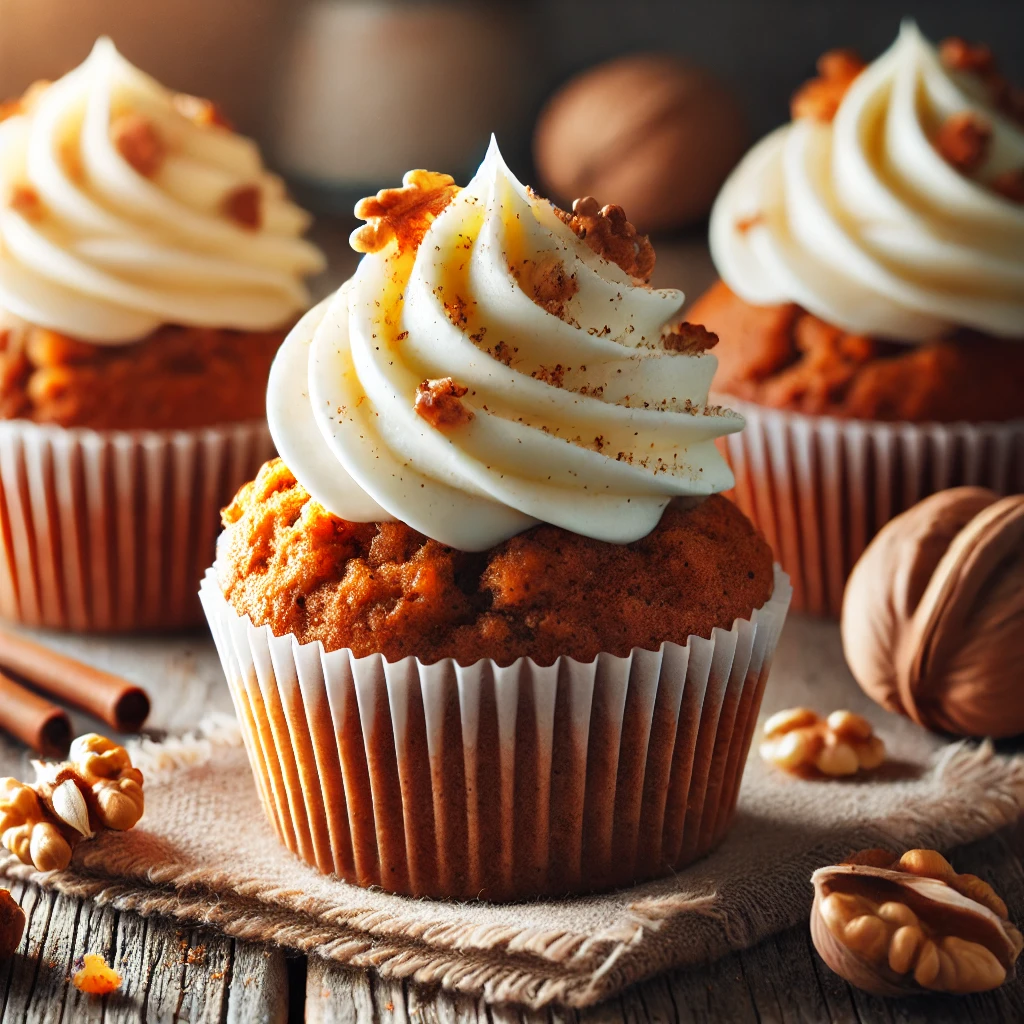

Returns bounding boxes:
[0,38,324,343]
[711,21,1024,342]
[268,139,741,550]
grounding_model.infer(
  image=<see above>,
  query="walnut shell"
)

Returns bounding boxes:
[811,858,1022,996]
[533,54,747,233]
[841,487,1024,737]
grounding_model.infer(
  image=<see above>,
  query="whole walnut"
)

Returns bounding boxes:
[533,54,747,233]
[841,488,1024,738]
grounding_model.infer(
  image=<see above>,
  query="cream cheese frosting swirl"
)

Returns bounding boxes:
[268,138,741,550]
[711,21,1024,342]
[0,38,324,343]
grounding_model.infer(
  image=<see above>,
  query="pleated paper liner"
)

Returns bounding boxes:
[716,397,1024,618]
[0,420,275,631]
[200,564,792,901]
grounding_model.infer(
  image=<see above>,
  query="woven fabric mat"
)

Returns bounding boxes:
[2,617,1022,1009]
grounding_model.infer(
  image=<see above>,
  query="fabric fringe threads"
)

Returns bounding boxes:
[200,565,792,900]
[717,399,1024,617]
[0,420,275,631]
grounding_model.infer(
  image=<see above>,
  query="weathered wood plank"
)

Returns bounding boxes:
[1,882,54,1023]
[305,959,375,1024]
[59,898,120,1024]
[225,941,287,1024]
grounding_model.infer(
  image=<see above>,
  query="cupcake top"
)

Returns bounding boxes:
[0,38,324,343]
[268,138,740,551]
[710,21,1024,342]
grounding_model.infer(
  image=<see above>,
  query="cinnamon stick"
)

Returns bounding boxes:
[0,629,150,732]
[0,671,71,756]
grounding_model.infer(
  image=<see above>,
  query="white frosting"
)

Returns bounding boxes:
[711,21,1024,341]
[0,38,324,343]
[268,138,741,550]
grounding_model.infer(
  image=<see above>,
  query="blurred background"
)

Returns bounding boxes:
[2,0,1021,231]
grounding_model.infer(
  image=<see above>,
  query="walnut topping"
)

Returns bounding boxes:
[0,80,50,124]
[939,37,996,77]
[663,322,719,354]
[414,377,474,429]
[791,49,866,122]
[8,184,42,221]
[172,93,233,129]
[221,185,262,230]
[517,255,579,318]
[111,113,165,178]
[940,37,1024,126]
[351,170,460,255]
[992,168,1024,203]
[556,196,655,282]
[760,707,886,777]
[934,112,992,174]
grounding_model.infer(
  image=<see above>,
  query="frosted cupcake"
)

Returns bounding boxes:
[689,22,1024,615]
[0,39,324,629]
[201,139,792,899]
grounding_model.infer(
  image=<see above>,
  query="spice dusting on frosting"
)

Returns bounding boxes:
[414,377,474,429]
[790,49,866,122]
[351,170,461,254]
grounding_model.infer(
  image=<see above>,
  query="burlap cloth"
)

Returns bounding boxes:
[2,617,1023,1009]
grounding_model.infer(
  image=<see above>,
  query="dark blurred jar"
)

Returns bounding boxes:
[0,0,291,140]
[268,0,544,206]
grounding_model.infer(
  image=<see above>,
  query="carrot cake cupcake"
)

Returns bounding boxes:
[689,21,1024,615]
[0,38,324,629]
[202,139,792,900]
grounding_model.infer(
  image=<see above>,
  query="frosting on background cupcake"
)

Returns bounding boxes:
[269,139,741,550]
[710,21,1024,342]
[0,38,324,343]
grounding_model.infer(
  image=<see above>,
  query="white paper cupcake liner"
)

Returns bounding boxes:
[199,563,792,900]
[0,420,275,631]
[717,397,1024,617]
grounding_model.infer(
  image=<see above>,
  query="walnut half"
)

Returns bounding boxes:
[811,849,1023,995]
[760,708,885,777]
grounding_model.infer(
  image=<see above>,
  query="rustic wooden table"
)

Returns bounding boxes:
[2,231,1022,1022]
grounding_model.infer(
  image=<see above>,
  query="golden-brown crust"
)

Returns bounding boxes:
[687,280,1024,423]
[351,170,460,255]
[219,459,775,667]
[0,321,286,430]
[554,196,656,282]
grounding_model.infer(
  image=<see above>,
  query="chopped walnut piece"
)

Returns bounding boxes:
[222,185,262,230]
[557,196,655,282]
[663,322,719,354]
[991,168,1024,203]
[791,49,866,122]
[760,708,886,777]
[8,185,42,221]
[110,113,165,178]
[940,36,1024,126]
[519,255,579,318]
[940,37,996,77]
[351,170,460,255]
[934,112,992,174]
[414,377,474,429]
[172,93,233,129]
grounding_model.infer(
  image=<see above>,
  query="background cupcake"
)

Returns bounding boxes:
[688,21,1024,616]
[201,140,792,900]
[0,38,324,630]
